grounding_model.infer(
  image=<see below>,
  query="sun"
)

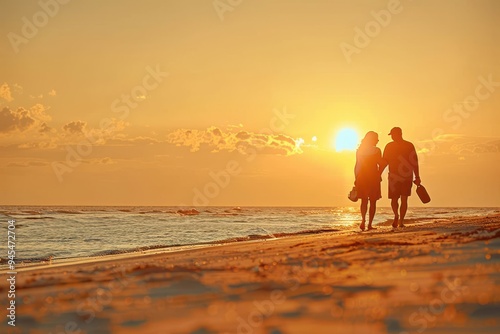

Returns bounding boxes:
[334,128,359,152]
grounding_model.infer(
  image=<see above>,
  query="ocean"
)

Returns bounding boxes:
[1,206,498,264]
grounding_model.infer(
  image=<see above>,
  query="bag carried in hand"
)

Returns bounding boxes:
[416,185,431,204]
[348,186,358,202]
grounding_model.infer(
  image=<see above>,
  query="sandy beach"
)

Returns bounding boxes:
[2,0,499,333]
[3,214,500,334]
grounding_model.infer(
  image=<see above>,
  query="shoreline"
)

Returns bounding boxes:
[1,215,462,271]
[1,213,492,271]
[3,214,500,333]
[2,207,498,266]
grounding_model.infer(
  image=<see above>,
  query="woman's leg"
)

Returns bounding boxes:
[368,199,377,229]
[360,198,368,230]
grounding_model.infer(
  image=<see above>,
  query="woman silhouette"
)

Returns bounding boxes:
[355,131,383,231]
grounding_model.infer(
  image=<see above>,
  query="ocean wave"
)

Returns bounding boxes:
[202,227,342,244]
[0,210,43,216]
[90,244,183,257]
[51,210,84,214]
[176,209,200,216]
[0,212,17,217]
[90,249,131,257]
[138,210,177,214]
[49,227,345,260]
[0,256,55,264]
[377,217,443,226]
[140,210,163,214]
[22,210,44,215]
[135,244,182,251]
[1,224,25,228]
[298,210,325,215]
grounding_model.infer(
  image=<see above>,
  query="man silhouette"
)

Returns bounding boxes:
[380,127,421,228]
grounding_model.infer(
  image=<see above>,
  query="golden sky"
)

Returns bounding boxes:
[1,0,499,206]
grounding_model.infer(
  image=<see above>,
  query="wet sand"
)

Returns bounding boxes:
[2,214,500,334]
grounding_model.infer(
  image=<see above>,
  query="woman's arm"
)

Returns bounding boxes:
[376,148,385,174]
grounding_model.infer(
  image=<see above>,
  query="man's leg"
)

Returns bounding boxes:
[360,198,368,230]
[391,198,399,228]
[399,196,408,227]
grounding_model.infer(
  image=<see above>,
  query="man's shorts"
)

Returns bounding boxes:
[388,174,413,199]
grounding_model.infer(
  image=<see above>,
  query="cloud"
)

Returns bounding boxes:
[417,134,500,156]
[0,107,35,133]
[450,138,500,155]
[417,147,430,154]
[17,139,58,149]
[30,103,51,121]
[236,131,251,140]
[107,136,159,145]
[7,160,49,168]
[167,126,303,156]
[0,104,51,134]
[0,83,13,102]
[63,120,87,135]
[39,122,54,134]
[10,117,129,150]
[81,157,116,165]
[48,89,57,97]
[13,84,23,95]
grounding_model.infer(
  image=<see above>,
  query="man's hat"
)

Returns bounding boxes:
[388,127,402,135]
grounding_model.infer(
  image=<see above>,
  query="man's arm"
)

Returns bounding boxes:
[410,143,421,185]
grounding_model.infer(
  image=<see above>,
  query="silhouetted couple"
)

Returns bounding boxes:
[354,127,421,231]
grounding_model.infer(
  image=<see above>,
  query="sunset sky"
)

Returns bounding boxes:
[1,0,499,206]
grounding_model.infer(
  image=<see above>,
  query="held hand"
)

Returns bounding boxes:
[413,177,421,186]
